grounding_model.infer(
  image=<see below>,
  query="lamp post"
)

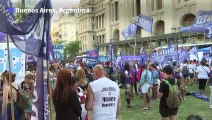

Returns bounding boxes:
[171,27,179,63]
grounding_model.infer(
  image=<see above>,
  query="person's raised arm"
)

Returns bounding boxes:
[85,85,93,111]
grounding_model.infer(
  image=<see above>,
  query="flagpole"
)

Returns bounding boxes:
[47,60,53,120]
[6,34,15,120]
[149,33,152,64]
[134,35,137,60]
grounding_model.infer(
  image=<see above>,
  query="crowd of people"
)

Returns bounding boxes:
[0,58,211,120]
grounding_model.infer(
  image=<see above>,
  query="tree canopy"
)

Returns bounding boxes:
[64,40,81,60]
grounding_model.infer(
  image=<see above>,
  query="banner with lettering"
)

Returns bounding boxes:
[179,10,212,38]
[53,44,64,60]
[150,46,189,67]
[121,23,138,40]
[0,43,25,84]
[135,14,153,33]
[86,50,99,58]
[116,54,148,69]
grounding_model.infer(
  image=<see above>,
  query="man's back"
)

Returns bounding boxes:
[89,77,120,120]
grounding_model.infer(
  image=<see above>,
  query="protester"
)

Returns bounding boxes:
[123,63,133,108]
[209,67,212,109]
[85,64,121,120]
[22,74,35,120]
[52,68,82,120]
[76,69,88,120]
[2,71,22,120]
[140,64,152,110]
[188,60,196,86]
[196,59,210,94]
[150,63,159,100]
[158,65,180,120]
[104,61,114,81]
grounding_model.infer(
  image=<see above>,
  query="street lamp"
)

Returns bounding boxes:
[171,27,179,62]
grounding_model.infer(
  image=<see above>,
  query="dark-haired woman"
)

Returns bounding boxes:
[52,68,82,120]
[2,72,22,120]
[150,64,159,100]
[196,59,210,94]
[123,63,133,108]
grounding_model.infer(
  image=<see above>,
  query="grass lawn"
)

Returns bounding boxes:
[117,84,212,120]
[50,83,212,120]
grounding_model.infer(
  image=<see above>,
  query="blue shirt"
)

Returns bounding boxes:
[140,69,152,84]
[151,69,159,85]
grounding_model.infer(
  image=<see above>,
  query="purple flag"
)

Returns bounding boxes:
[135,15,153,33]
[0,32,6,42]
[179,10,212,38]
[122,23,138,40]
[0,0,45,35]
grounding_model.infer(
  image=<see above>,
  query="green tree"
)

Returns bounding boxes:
[64,40,82,60]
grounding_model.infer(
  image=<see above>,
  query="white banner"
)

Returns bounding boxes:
[0,43,25,84]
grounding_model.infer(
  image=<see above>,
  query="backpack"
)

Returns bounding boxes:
[164,79,182,108]
[12,85,31,110]
[136,69,142,81]
[182,65,189,76]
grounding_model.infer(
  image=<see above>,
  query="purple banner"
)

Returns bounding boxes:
[86,50,99,57]
[150,46,189,67]
[116,54,148,69]
[135,14,153,33]
[179,10,212,38]
[121,23,138,40]
[0,32,5,42]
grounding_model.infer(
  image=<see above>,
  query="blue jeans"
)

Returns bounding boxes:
[7,103,22,120]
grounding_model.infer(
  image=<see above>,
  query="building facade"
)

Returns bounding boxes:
[57,12,77,43]
[77,0,212,56]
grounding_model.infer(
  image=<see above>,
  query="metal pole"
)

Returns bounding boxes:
[6,35,15,120]
[134,35,137,60]
[110,39,113,67]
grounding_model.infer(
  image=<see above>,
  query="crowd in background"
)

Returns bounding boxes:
[0,58,211,120]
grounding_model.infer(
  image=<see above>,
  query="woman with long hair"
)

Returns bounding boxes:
[52,68,82,120]
[2,71,22,120]
[123,62,133,108]
[76,69,88,91]
[196,58,210,94]
[76,69,88,120]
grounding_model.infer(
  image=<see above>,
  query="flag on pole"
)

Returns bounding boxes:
[0,0,52,119]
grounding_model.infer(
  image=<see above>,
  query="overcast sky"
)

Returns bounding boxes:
[52,0,80,10]
[52,0,80,19]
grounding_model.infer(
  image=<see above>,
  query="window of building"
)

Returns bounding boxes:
[136,0,141,15]
[181,14,195,27]
[132,0,134,17]
[157,0,163,10]
[115,2,119,21]
[177,0,181,4]
[184,0,190,2]
[93,35,95,40]
[92,25,95,30]
[151,0,154,11]
[102,35,105,43]
[102,14,104,28]
[99,16,101,29]
[96,16,98,29]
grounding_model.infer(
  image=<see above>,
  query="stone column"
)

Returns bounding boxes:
[164,0,175,34]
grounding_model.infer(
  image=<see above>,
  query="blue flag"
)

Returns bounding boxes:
[0,0,45,35]
[179,10,212,38]
[1,1,52,120]
[135,14,153,33]
[122,23,138,40]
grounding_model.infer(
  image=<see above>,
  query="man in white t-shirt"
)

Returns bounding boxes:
[85,64,121,120]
